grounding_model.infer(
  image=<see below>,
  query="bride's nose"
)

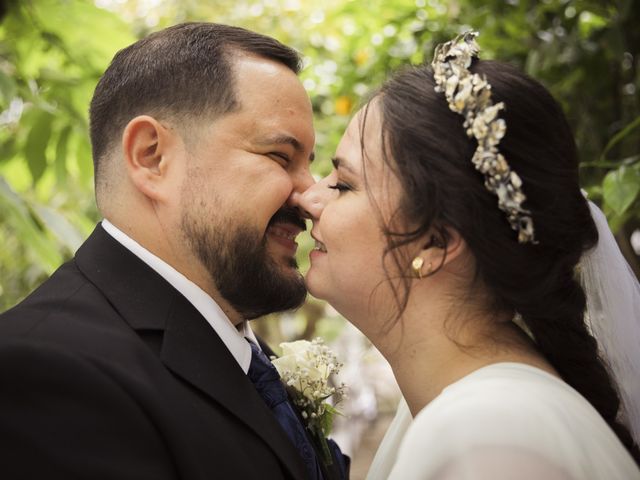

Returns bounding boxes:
[296,177,333,220]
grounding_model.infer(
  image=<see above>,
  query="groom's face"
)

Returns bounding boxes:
[179,54,315,319]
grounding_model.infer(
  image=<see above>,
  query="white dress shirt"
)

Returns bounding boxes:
[101,219,257,373]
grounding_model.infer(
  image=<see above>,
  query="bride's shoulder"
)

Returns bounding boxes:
[410,362,595,442]
[388,363,640,480]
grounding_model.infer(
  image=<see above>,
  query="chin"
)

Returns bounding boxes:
[304,277,325,301]
[306,281,337,305]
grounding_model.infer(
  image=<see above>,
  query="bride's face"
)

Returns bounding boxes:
[300,104,405,323]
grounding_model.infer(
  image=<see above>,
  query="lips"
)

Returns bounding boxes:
[310,229,327,253]
[313,239,327,252]
[268,224,302,241]
[267,223,303,253]
[268,207,307,232]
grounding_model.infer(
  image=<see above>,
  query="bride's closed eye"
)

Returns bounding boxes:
[328,181,352,193]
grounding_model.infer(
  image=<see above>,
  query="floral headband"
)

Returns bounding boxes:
[432,31,536,244]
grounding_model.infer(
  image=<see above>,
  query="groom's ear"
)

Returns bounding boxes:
[122,115,182,203]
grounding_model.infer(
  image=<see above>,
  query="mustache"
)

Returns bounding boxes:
[268,207,307,231]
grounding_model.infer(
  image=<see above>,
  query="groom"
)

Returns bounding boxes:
[0,23,347,479]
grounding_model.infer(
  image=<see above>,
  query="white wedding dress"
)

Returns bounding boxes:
[367,363,640,480]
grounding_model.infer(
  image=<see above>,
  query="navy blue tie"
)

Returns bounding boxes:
[246,339,324,480]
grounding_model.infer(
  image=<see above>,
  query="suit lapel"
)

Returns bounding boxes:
[160,296,307,479]
[75,224,307,479]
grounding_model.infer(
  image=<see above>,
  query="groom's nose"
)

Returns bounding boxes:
[295,176,333,220]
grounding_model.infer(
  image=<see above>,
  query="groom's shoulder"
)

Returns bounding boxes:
[0,257,153,373]
[1,259,91,328]
[0,258,118,336]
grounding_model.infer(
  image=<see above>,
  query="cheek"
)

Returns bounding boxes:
[322,203,388,291]
[272,175,294,203]
[258,175,293,226]
[232,166,293,221]
[256,167,293,203]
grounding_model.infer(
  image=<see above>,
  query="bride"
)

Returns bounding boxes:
[296,32,640,479]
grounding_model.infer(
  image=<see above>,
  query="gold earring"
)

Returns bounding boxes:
[412,258,433,279]
[412,257,424,279]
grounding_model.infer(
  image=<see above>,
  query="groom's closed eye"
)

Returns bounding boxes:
[255,133,315,163]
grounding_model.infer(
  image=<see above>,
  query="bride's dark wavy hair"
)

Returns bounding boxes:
[365,59,640,462]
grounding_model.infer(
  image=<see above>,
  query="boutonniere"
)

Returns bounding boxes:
[271,337,346,466]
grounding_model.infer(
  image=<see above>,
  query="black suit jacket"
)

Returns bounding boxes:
[0,225,310,480]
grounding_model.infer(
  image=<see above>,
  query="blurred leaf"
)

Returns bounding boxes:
[75,135,93,186]
[0,137,17,164]
[578,10,608,38]
[600,116,640,162]
[581,154,640,169]
[605,208,633,234]
[54,125,71,184]
[583,183,603,202]
[24,110,53,185]
[603,166,640,216]
[0,69,17,103]
[32,203,84,253]
[0,176,62,272]
[33,0,135,69]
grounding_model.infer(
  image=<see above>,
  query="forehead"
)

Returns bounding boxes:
[339,102,386,173]
[228,55,314,142]
[340,103,404,210]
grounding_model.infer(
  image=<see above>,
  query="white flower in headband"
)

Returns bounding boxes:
[432,31,536,244]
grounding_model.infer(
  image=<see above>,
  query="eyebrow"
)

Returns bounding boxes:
[331,156,355,174]
[256,134,315,162]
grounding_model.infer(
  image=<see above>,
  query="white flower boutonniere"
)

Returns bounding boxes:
[271,337,346,465]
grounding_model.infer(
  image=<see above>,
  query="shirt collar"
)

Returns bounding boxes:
[101,219,254,373]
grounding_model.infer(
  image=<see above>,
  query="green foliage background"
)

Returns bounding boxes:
[1,0,639,320]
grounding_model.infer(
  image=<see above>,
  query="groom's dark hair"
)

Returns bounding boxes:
[89,22,301,186]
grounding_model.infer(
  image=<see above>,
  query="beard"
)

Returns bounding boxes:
[180,203,307,319]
